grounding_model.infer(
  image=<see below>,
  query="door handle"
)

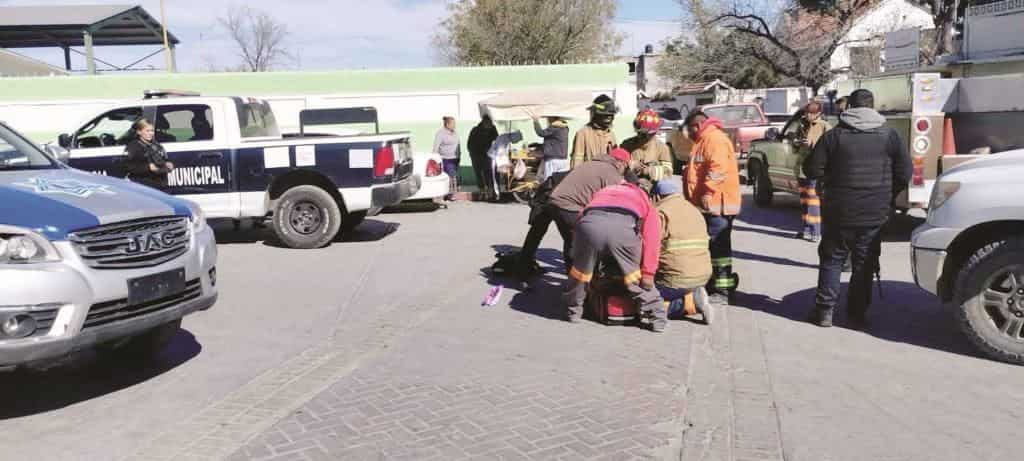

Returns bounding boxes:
[200,152,223,160]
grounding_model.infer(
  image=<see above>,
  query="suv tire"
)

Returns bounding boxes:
[272,185,342,249]
[954,237,1024,365]
[750,159,773,207]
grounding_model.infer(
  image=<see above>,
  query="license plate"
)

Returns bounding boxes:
[128,268,186,305]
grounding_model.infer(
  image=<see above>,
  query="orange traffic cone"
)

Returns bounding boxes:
[942,118,957,155]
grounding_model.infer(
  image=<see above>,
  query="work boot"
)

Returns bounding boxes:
[806,307,834,328]
[567,310,582,323]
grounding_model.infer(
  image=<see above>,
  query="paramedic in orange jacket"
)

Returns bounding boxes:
[684,110,742,305]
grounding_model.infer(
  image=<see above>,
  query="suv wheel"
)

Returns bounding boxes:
[272,185,342,249]
[955,237,1024,365]
[750,159,773,207]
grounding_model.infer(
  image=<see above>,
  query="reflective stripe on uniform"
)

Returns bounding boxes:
[801,198,821,206]
[803,214,822,224]
[712,257,733,267]
[663,238,709,251]
[569,267,593,282]
[623,270,643,285]
[714,277,737,289]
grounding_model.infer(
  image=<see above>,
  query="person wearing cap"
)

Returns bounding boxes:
[793,101,831,242]
[570,95,618,169]
[653,178,714,324]
[564,178,666,332]
[684,110,742,305]
[621,109,674,193]
[516,148,632,277]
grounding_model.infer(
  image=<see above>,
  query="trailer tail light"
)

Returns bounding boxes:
[912,156,925,186]
[374,145,395,177]
[425,159,442,177]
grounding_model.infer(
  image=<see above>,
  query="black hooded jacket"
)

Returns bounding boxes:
[803,108,912,227]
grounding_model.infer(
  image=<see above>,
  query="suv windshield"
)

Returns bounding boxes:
[234,98,281,138]
[0,123,57,170]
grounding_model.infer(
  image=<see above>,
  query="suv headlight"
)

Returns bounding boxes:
[0,226,61,264]
[930,181,960,211]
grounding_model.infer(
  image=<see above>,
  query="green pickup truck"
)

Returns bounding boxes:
[745,113,811,207]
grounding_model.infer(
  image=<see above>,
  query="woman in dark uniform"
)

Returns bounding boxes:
[124,119,174,189]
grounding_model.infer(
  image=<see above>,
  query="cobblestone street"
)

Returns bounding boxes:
[2,192,1022,461]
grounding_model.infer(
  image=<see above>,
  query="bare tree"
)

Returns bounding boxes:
[219,5,292,72]
[434,0,623,65]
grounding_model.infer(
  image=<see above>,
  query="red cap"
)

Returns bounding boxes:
[609,147,631,163]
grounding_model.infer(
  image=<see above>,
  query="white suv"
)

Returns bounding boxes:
[911,150,1024,364]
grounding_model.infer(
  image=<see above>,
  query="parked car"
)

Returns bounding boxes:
[699,102,773,172]
[911,149,1024,365]
[58,94,419,249]
[0,120,218,370]
[405,152,449,202]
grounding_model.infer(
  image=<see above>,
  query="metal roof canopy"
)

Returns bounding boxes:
[0,5,179,74]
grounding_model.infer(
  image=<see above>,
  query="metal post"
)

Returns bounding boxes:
[63,46,72,71]
[161,0,173,73]
[169,44,178,73]
[83,30,96,75]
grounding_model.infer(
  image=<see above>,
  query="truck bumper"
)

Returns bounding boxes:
[0,225,218,368]
[369,174,421,214]
[910,222,959,297]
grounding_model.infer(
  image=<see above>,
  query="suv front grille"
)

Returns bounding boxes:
[69,217,190,269]
[83,279,201,329]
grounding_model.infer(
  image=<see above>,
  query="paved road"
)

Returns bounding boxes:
[1,190,1021,461]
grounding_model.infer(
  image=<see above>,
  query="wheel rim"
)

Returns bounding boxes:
[288,201,324,235]
[980,265,1024,341]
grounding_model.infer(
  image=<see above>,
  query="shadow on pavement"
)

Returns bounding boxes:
[211,219,399,247]
[383,200,443,214]
[734,282,987,361]
[479,245,566,321]
[734,250,819,270]
[0,329,202,419]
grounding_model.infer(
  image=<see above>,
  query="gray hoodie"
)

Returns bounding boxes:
[839,107,887,132]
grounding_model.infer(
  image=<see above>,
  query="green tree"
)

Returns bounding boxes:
[434,0,623,65]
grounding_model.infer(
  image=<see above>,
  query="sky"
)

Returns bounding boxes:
[0,0,684,73]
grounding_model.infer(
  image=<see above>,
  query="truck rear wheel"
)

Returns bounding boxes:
[750,159,773,207]
[272,185,342,249]
[955,237,1024,365]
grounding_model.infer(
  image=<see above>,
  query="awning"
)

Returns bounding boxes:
[479,89,595,121]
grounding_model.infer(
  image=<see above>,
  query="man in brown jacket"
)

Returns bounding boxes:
[516,148,631,276]
[570,95,617,168]
[653,179,714,324]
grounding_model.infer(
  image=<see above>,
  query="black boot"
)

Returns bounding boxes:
[806,306,833,328]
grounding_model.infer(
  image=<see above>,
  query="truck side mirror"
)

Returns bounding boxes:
[58,133,72,149]
[764,127,780,141]
[44,143,71,163]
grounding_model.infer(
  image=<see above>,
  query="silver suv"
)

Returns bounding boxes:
[0,121,218,370]
[911,150,1024,364]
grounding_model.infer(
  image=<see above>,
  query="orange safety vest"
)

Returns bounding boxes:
[686,122,742,216]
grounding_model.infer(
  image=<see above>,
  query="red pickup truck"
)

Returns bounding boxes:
[698,103,773,173]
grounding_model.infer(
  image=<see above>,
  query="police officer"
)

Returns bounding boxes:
[803,89,911,329]
[124,119,174,189]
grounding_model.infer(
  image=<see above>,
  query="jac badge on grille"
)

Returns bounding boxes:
[126,231,178,254]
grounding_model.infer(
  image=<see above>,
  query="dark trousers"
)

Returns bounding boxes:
[705,214,737,296]
[563,210,665,326]
[518,204,577,273]
[799,178,822,237]
[470,154,494,197]
[814,224,882,315]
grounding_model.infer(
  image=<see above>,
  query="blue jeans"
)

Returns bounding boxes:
[442,158,459,196]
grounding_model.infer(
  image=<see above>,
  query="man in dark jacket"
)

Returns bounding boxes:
[803,89,912,329]
[468,115,499,200]
[516,148,631,277]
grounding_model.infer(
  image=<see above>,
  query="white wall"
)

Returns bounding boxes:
[831,0,934,78]
[715,87,815,114]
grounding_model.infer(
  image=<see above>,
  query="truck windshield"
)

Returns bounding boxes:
[0,123,57,170]
[704,106,763,124]
[234,98,281,138]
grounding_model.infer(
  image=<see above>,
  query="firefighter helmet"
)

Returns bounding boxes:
[634,109,662,135]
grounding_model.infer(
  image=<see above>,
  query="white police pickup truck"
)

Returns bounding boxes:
[0,121,217,370]
[57,91,420,249]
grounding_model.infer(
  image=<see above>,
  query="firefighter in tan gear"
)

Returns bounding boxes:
[570,95,617,168]
[653,179,715,324]
[621,109,674,192]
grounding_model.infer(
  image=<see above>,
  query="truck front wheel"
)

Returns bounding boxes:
[955,237,1024,365]
[750,159,773,207]
[272,185,342,249]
